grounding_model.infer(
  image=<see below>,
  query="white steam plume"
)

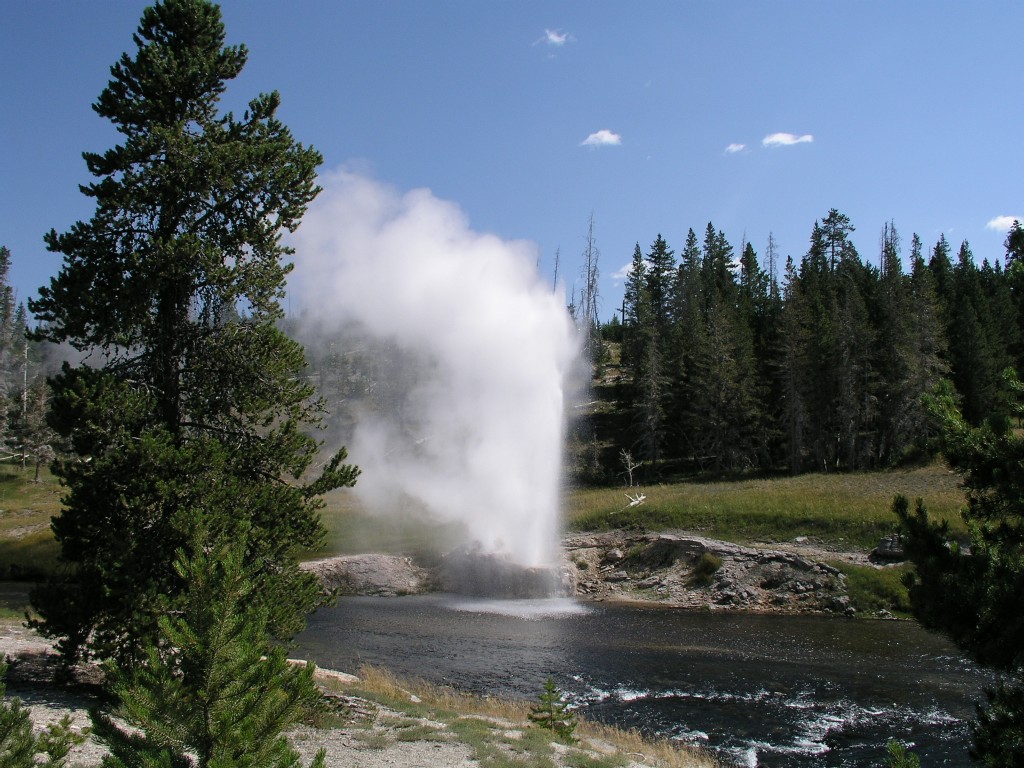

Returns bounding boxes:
[290,169,580,567]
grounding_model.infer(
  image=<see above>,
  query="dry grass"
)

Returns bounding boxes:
[324,665,720,768]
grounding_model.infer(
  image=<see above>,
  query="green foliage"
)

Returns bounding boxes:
[895,371,1024,762]
[577,208,1023,480]
[832,562,912,615]
[528,678,577,744]
[970,682,1024,766]
[690,552,722,586]
[27,0,358,665]
[1,661,84,768]
[883,739,920,768]
[93,525,326,768]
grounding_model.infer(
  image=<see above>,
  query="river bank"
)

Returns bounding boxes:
[0,616,716,768]
[300,530,897,617]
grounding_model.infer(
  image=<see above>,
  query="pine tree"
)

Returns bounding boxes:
[620,243,647,381]
[895,372,1024,765]
[93,523,327,768]
[528,678,577,743]
[775,256,809,473]
[28,0,359,664]
[947,242,1010,425]
[668,229,705,460]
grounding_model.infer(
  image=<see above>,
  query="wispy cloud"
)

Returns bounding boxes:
[762,132,814,147]
[724,143,746,155]
[611,262,633,281]
[580,129,622,148]
[986,215,1021,232]
[535,28,574,47]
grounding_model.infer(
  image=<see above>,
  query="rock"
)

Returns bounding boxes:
[829,595,851,613]
[632,535,707,568]
[604,548,625,563]
[301,554,431,597]
[605,570,630,583]
[872,534,906,562]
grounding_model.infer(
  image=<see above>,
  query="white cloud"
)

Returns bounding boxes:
[762,132,814,147]
[544,28,570,45]
[535,29,574,47]
[725,143,746,154]
[580,129,622,148]
[986,215,1021,233]
[611,262,633,281]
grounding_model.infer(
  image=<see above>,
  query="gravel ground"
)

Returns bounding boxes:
[1,618,489,768]
[2,618,691,768]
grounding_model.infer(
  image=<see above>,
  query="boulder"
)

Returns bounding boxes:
[872,534,906,562]
[301,554,432,597]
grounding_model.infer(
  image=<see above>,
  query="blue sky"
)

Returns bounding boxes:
[2,1,1022,321]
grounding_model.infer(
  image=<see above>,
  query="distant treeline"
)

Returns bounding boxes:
[582,209,1024,480]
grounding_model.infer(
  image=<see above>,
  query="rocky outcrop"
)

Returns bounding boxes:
[564,531,853,615]
[300,531,858,615]
[300,554,433,597]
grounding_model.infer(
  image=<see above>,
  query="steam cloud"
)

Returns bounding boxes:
[289,169,579,567]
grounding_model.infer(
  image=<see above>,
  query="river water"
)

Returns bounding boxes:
[294,595,992,767]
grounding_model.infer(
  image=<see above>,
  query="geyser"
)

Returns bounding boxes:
[290,169,579,580]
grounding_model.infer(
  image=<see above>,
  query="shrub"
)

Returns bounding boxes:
[690,552,723,586]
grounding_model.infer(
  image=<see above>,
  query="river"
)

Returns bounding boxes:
[294,595,993,767]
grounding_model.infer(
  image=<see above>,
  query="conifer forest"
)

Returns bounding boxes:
[563,210,1024,482]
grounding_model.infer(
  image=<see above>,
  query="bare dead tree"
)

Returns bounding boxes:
[580,215,601,362]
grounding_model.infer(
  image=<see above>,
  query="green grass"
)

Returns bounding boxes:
[1,459,969,586]
[567,463,966,550]
[0,466,62,580]
[833,562,914,615]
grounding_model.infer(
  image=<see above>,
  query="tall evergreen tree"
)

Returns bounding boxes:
[832,236,876,469]
[896,374,1024,765]
[28,0,358,664]
[947,242,1009,425]
[928,233,955,335]
[645,234,676,336]
[620,243,648,385]
[776,256,810,473]
[669,229,707,462]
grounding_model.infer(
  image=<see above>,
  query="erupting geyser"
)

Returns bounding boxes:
[290,169,580,590]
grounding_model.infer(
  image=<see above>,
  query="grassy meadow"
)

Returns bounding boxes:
[1,459,970,617]
[566,463,966,550]
[0,465,62,583]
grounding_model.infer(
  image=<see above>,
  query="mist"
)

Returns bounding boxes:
[289,169,580,568]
